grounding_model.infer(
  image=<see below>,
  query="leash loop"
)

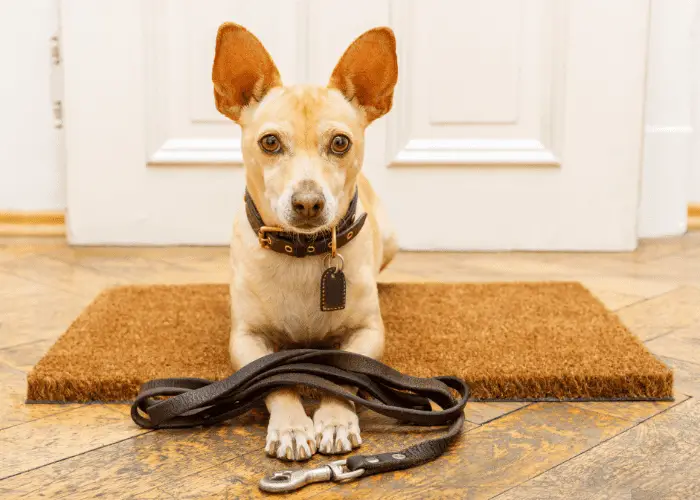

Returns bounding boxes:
[130,349,470,493]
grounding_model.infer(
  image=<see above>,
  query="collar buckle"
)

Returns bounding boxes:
[257,226,283,249]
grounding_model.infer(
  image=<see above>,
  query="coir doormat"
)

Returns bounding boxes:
[27,282,672,402]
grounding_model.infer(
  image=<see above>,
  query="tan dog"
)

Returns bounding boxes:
[212,23,398,461]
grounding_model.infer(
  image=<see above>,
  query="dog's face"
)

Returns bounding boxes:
[238,86,364,232]
[212,24,397,232]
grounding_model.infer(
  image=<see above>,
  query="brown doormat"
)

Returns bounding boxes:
[27,282,672,403]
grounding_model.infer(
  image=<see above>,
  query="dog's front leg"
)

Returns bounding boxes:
[230,331,316,461]
[314,324,384,454]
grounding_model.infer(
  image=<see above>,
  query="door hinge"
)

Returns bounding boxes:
[50,33,63,129]
[52,100,63,129]
[50,35,60,65]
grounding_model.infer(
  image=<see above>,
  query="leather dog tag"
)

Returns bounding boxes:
[320,267,346,311]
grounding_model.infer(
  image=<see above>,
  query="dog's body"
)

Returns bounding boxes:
[213,24,398,461]
[230,173,395,354]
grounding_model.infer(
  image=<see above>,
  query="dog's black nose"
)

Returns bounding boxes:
[292,192,325,219]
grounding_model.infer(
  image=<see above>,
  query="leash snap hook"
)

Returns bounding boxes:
[328,459,365,481]
[259,460,364,493]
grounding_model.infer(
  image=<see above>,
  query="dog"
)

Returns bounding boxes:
[212,23,399,461]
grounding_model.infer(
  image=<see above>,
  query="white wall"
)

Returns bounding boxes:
[691,0,700,204]
[0,0,64,211]
[637,0,696,237]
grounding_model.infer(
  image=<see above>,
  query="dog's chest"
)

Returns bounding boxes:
[254,256,351,341]
[230,211,377,347]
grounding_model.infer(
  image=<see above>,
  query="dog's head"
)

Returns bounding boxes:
[212,24,397,233]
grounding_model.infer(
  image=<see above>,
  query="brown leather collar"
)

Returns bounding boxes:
[244,188,367,258]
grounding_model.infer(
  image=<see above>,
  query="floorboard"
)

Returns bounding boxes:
[496,399,700,500]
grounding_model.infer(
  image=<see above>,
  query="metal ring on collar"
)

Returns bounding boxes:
[331,226,337,257]
[323,253,344,273]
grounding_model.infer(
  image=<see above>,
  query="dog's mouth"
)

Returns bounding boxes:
[286,218,329,234]
[283,210,348,234]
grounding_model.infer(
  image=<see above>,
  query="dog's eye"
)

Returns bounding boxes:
[259,134,282,154]
[330,135,351,155]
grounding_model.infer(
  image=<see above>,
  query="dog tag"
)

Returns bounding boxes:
[320,267,346,311]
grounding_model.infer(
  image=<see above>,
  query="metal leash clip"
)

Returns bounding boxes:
[259,459,365,493]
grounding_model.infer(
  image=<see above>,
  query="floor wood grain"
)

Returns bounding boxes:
[0,405,148,479]
[1,234,699,498]
[495,399,700,500]
[0,363,78,431]
[660,356,700,398]
[646,326,700,364]
[463,401,530,425]
[616,286,700,341]
[572,395,689,423]
[300,403,648,500]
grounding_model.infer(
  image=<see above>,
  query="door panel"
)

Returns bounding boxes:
[64,0,649,250]
[427,1,524,125]
[386,0,563,167]
[145,0,301,165]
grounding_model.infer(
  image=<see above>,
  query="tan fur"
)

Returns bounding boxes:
[212,23,398,460]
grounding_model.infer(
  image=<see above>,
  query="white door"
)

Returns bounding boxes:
[62,0,650,250]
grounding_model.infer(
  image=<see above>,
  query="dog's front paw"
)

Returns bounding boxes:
[266,413,316,461]
[313,402,362,455]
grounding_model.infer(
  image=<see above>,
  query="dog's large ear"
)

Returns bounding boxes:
[212,23,281,122]
[328,27,398,124]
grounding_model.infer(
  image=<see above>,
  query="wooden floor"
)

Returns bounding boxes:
[1,235,700,499]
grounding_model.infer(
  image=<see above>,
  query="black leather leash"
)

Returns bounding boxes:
[130,349,470,493]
